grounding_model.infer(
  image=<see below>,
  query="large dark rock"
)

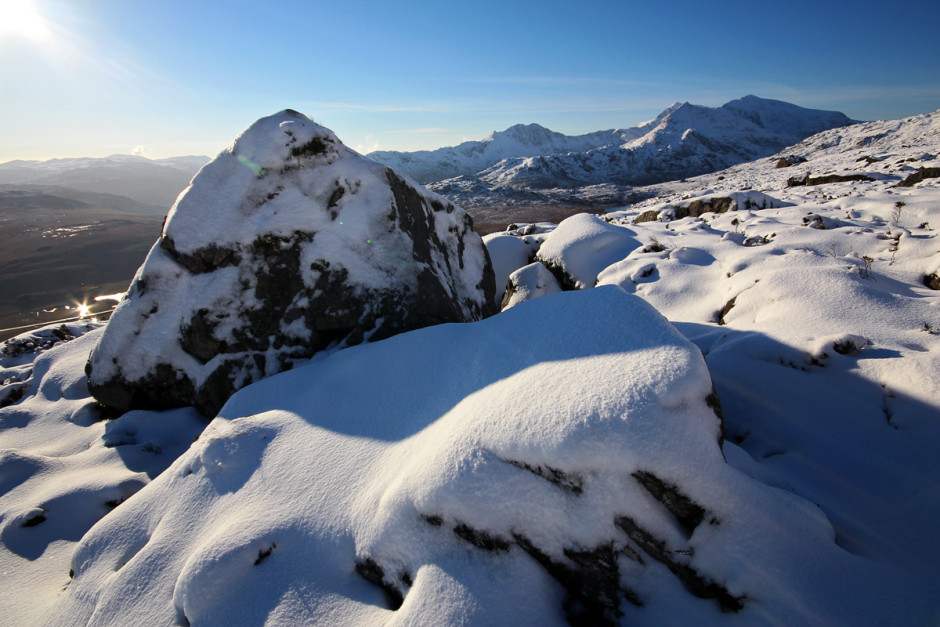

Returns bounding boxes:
[897,166,940,187]
[87,110,497,416]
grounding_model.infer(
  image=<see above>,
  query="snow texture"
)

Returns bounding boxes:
[501,262,562,310]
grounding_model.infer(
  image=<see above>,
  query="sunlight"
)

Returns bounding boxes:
[77,303,90,318]
[0,0,51,42]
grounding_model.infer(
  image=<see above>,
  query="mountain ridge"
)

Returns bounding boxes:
[369,96,855,199]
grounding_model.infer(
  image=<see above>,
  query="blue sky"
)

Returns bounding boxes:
[1,0,938,161]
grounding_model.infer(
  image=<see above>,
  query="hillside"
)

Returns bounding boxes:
[0,185,166,338]
[1,109,939,625]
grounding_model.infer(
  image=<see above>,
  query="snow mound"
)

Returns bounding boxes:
[481,231,540,305]
[535,214,642,289]
[86,110,497,416]
[501,262,562,309]
[48,287,902,625]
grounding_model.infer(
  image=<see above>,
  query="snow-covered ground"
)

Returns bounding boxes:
[1,109,939,625]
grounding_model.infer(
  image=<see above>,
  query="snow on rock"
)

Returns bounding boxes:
[535,214,642,290]
[47,286,898,625]
[481,231,538,305]
[86,110,497,416]
[501,262,562,309]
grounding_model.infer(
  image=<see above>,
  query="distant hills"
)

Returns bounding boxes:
[0,154,209,337]
[0,154,209,208]
[0,184,169,338]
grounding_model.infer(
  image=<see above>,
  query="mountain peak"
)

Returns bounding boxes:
[491,123,559,146]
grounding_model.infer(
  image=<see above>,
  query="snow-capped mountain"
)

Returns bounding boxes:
[0,154,209,208]
[2,107,940,625]
[367,96,854,204]
[368,123,647,184]
[480,96,854,187]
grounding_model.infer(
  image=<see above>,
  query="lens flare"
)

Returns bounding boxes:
[0,0,51,42]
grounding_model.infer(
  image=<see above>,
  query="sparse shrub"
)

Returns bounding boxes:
[892,201,905,227]
[859,255,875,280]
[643,236,667,253]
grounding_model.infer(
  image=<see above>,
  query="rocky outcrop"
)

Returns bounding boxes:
[787,172,874,187]
[925,271,940,290]
[634,192,783,224]
[896,167,940,187]
[86,110,497,416]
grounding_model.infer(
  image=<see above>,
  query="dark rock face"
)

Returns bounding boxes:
[87,110,497,416]
[786,173,875,187]
[925,271,940,290]
[897,167,940,187]
[634,195,775,224]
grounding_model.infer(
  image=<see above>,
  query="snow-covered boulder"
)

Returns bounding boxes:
[86,110,497,416]
[501,262,562,309]
[535,214,642,290]
[481,231,537,304]
[50,286,902,625]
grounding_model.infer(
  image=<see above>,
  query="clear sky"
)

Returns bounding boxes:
[1,0,938,162]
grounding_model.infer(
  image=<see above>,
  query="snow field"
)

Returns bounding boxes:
[0,108,938,625]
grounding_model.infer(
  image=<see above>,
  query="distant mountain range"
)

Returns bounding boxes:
[0,154,209,208]
[367,96,856,205]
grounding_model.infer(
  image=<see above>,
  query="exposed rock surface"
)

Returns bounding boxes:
[925,271,940,290]
[897,166,940,187]
[86,110,496,416]
[633,191,787,224]
[787,172,875,187]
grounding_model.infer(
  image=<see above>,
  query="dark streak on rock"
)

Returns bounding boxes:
[355,557,404,610]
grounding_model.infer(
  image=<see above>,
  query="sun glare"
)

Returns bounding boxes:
[0,0,51,42]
